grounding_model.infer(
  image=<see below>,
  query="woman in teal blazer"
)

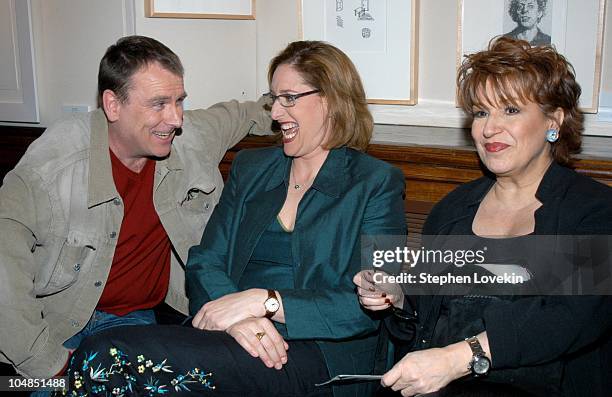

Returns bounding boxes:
[64,41,405,397]
[187,145,405,396]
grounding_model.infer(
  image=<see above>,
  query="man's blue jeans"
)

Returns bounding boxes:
[62,309,156,350]
[31,309,155,397]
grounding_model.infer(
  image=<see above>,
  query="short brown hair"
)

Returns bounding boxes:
[457,36,582,165]
[268,41,372,151]
[98,35,184,105]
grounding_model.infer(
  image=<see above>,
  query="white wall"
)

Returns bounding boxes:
[30,0,129,125]
[24,0,257,125]
[4,0,612,145]
[254,0,612,141]
[134,1,257,109]
[255,0,300,95]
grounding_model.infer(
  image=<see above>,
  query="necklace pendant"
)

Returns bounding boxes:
[294,184,301,190]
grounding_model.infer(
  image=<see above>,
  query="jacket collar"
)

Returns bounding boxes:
[437,162,570,234]
[534,161,571,203]
[87,109,192,208]
[87,109,119,208]
[465,173,495,209]
[264,146,348,198]
[533,162,573,234]
[463,161,570,208]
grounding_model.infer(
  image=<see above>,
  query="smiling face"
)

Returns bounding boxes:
[470,83,562,180]
[514,0,543,29]
[105,61,186,171]
[269,64,330,160]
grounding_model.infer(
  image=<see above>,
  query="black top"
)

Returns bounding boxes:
[387,162,612,396]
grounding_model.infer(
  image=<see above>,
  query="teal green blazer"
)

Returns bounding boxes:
[186,146,406,396]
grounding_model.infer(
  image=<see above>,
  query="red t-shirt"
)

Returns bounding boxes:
[96,150,171,316]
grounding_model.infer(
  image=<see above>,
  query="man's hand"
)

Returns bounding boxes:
[226,317,289,370]
[192,289,266,330]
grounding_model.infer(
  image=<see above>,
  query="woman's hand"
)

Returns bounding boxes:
[381,341,474,396]
[353,270,404,311]
[192,289,267,331]
[227,317,289,370]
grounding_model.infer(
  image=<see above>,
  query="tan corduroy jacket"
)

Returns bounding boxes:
[0,100,271,377]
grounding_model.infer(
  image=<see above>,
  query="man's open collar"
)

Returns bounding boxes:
[87,109,190,208]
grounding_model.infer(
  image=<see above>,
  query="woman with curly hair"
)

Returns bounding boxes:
[356,36,611,396]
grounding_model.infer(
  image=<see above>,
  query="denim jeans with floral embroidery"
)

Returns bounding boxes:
[32,309,155,397]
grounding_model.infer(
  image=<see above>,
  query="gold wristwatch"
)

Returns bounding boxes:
[264,289,280,318]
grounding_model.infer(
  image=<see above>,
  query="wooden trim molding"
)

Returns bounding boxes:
[0,130,610,246]
[221,136,612,202]
[1,129,610,215]
[221,136,612,241]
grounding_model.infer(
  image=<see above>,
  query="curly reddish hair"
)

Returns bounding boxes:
[457,36,583,165]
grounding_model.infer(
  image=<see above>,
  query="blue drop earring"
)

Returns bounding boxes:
[545,129,559,143]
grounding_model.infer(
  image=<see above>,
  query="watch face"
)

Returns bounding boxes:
[265,298,280,312]
[473,356,491,375]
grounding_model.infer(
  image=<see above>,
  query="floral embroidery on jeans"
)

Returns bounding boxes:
[59,346,214,396]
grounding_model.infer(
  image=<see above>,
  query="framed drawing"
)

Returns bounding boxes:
[458,0,605,113]
[0,0,39,123]
[300,0,420,105]
[145,0,255,20]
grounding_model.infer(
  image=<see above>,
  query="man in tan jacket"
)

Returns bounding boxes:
[0,35,271,378]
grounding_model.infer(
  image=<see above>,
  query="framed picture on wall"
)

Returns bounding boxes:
[300,0,420,105]
[145,0,255,20]
[0,0,39,123]
[458,0,605,112]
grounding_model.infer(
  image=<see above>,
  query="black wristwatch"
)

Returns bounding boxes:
[465,336,491,377]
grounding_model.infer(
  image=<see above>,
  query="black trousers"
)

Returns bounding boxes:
[65,324,333,397]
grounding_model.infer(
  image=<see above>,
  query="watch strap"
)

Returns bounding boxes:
[465,336,490,376]
[466,336,485,356]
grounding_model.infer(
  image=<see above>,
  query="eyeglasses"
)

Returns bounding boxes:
[263,90,320,108]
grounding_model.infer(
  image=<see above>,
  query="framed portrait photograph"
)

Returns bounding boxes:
[300,0,420,105]
[458,0,605,112]
[145,0,255,20]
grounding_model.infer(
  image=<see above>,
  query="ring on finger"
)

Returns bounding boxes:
[255,331,266,341]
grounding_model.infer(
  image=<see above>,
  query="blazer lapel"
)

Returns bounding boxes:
[228,147,348,283]
[230,158,290,283]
